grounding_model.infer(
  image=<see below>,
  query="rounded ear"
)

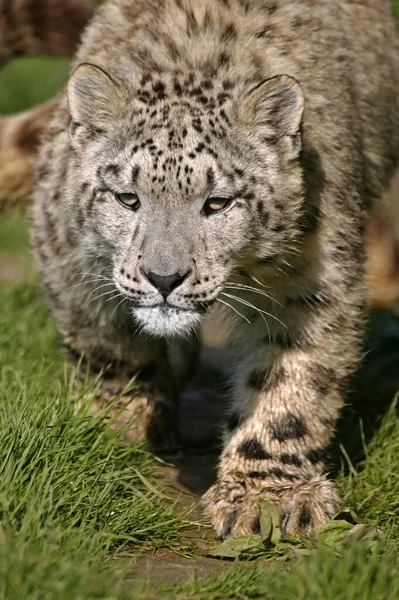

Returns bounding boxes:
[67,63,128,132]
[240,74,304,137]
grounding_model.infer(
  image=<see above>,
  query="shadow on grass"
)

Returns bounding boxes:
[331,308,399,475]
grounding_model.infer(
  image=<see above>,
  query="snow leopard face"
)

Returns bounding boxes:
[65,64,304,336]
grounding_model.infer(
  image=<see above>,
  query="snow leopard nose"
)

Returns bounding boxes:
[141,269,191,298]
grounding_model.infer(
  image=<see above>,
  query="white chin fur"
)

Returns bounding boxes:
[132,306,202,337]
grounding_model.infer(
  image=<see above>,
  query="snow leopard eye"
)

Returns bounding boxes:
[115,192,140,210]
[203,196,235,216]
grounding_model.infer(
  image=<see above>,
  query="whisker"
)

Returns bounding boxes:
[69,271,112,282]
[221,292,287,330]
[106,292,125,303]
[65,279,113,292]
[86,289,121,306]
[221,292,270,340]
[216,298,251,325]
[248,275,272,289]
[224,283,283,307]
[111,295,128,319]
[86,282,115,303]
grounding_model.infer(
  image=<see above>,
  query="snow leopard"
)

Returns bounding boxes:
[7,0,399,538]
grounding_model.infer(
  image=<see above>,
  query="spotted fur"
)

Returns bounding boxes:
[6,0,399,537]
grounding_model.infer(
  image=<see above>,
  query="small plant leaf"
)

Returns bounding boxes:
[209,507,383,562]
[344,524,384,544]
[317,519,383,553]
[269,504,283,545]
[332,508,359,525]
[259,505,272,541]
[316,520,354,547]
[259,502,282,545]
[208,534,263,559]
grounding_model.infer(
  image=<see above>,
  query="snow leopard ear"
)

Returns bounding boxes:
[67,63,128,141]
[241,75,304,138]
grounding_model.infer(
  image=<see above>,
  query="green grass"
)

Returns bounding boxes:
[0,218,184,598]
[338,398,399,541]
[151,546,399,600]
[168,546,399,600]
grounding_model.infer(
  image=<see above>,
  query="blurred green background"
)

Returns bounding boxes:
[0,57,69,114]
[0,0,102,115]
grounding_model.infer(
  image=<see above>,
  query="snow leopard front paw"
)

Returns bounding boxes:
[202,475,341,538]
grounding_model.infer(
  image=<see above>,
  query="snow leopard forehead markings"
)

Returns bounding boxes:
[92,73,256,203]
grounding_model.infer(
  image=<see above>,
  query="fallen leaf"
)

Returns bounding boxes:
[208,534,263,559]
